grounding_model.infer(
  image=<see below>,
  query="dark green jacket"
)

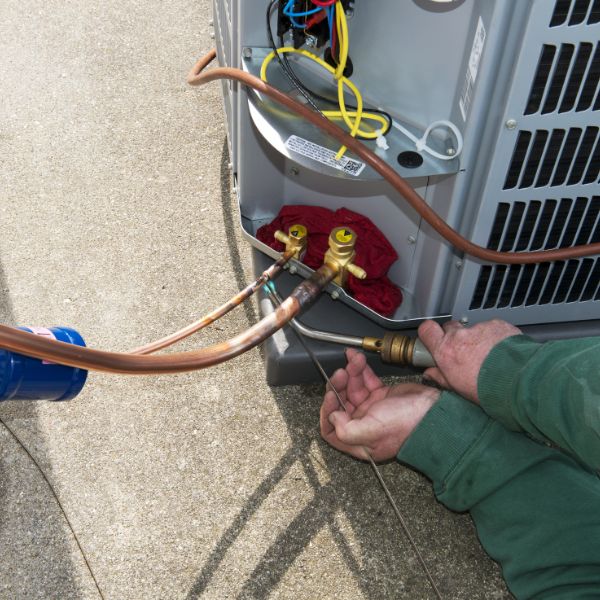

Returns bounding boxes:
[397,335,600,599]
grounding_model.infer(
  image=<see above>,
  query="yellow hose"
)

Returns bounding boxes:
[260,46,384,159]
[335,77,361,159]
[334,1,349,80]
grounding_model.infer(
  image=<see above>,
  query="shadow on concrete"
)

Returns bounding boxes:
[216,138,260,328]
[185,379,456,599]
[0,262,14,325]
[186,143,395,599]
[0,259,84,598]
[185,388,390,599]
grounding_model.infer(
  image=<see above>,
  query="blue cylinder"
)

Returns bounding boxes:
[0,327,88,401]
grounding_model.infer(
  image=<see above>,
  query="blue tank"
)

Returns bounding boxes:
[0,326,88,401]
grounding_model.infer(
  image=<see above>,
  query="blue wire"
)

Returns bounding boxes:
[284,1,330,30]
[284,0,326,29]
[289,15,306,28]
[327,5,334,43]
[283,1,322,17]
[283,0,305,28]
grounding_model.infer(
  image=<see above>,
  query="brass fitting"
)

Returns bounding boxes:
[362,336,383,353]
[361,333,435,368]
[274,224,308,260]
[380,333,417,366]
[324,226,367,287]
[377,333,435,368]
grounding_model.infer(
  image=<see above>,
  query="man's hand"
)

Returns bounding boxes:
[320,348,439,461]
[418,319,521,404]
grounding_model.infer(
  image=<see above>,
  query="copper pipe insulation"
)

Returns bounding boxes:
[187,49,600,265]
[0,265,336,375]
[131,251,294,355]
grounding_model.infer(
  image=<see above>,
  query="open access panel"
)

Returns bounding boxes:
[212,0,600,383]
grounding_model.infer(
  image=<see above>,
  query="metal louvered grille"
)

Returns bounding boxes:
[525,42,600,115]
[550,0,600,26]
[459,1,600,323]
[469,197,600,310]
[503,127,600,189]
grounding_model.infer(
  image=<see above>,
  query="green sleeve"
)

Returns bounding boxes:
[398,392,600,599]
[478,335,600,470]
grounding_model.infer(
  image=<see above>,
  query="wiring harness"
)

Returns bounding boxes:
[265,0,463,161]
[265,0,388,159]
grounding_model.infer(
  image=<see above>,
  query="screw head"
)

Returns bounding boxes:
[459,317,469,325]
[330,290,340,300]
[505,119,517,130]
[242,47,252,59]
[455,260,463,270]
[290,166,300,176]
[446,147,456,156]
[407,235,416,245]
[289,264,298,275]
[304,34,318,48]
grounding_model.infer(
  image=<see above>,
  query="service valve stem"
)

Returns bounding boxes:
[274,224,308,261]
[324,226,367,287]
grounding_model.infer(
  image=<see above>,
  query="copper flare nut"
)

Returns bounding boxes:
[274,224,308,260]
[324,226,367,287]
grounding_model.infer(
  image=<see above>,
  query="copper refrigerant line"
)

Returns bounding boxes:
[4,48,600,373]
[265,283,435,368]
[187,50,600,265]
[0,262,335,374]
[130,250,294,355]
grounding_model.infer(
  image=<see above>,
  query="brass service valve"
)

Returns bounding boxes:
[324,226,367,287]
[274,224,308,260]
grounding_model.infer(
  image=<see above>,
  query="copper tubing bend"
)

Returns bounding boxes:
[187,49,600,265]
[131,251,294,355]
[0,265,336,375]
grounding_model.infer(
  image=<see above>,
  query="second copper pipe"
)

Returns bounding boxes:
[0,265,336,375]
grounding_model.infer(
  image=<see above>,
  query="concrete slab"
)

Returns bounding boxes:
[0,0,510,598]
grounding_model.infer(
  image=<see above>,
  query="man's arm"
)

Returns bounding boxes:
[418,320,600,470]
[397,392,600,599]
[321,353,600,598]
[478,334,600,470]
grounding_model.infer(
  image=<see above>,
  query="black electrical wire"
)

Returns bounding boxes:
[267,0,324,114]
[0,416,105,600]
[267,0,393,138]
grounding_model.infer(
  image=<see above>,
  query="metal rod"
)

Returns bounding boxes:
[265,286,442,599]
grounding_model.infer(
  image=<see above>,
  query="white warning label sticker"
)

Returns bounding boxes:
[459,17,486,122]
[285,135,366,176]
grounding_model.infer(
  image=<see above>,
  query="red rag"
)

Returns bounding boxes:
[256,205,402,316]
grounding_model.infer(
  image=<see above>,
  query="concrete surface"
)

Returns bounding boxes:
[0,1,511,598]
